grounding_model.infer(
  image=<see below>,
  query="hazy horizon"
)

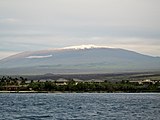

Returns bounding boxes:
[0,0,160,59]
[0,44,160,60]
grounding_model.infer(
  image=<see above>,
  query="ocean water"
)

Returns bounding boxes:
[0,93,159,120]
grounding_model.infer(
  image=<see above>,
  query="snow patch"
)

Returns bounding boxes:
[26,55,52,59]
[63,44,111,50]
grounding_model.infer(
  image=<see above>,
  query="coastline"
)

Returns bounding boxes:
[0,91,159,93]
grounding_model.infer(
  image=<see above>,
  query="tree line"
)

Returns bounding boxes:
[0,76,160,92]
[28,80,160,92]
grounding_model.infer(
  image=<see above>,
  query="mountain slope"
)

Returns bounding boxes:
[0,45,160,75]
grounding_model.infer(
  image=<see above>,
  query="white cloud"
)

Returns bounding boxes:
[26,55,52,59]
[0,35,160,57]
[0,0,160,58]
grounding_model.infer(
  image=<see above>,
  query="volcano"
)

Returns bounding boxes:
[0,45,159,75]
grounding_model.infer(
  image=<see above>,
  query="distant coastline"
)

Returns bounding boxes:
[0,73,160,93]
[0,91,160,93]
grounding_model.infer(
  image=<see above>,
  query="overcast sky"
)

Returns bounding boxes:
[0,0,160,59]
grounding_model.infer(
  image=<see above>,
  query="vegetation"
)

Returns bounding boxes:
[22,72,160,82]
[0,76,160,92]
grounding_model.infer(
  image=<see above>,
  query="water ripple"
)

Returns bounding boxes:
[0,93,159,120]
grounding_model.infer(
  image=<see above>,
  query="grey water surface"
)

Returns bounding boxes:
[0,93,159,120]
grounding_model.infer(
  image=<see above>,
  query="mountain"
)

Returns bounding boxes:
[0,45,160,75]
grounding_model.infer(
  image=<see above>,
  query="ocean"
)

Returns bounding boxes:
[0,93,159,120]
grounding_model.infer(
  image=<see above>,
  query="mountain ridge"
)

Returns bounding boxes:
[1,45,158,61]
[0,45,159,75]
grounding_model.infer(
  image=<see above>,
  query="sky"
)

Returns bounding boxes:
[0,0,160,59]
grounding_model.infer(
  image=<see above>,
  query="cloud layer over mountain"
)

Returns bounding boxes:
[0,0,160,59]
[0,46,159,75]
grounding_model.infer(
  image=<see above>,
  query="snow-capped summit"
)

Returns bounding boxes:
[63,44,111,50]
[0,45,160,75]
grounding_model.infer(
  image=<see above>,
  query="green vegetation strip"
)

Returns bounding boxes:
[0,76,160,93]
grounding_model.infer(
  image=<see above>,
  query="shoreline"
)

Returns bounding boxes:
[0,91,159,93]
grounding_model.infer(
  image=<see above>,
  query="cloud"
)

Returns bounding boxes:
[2,34,160,57]
[0,0,160,59]
[26,55,52,59]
